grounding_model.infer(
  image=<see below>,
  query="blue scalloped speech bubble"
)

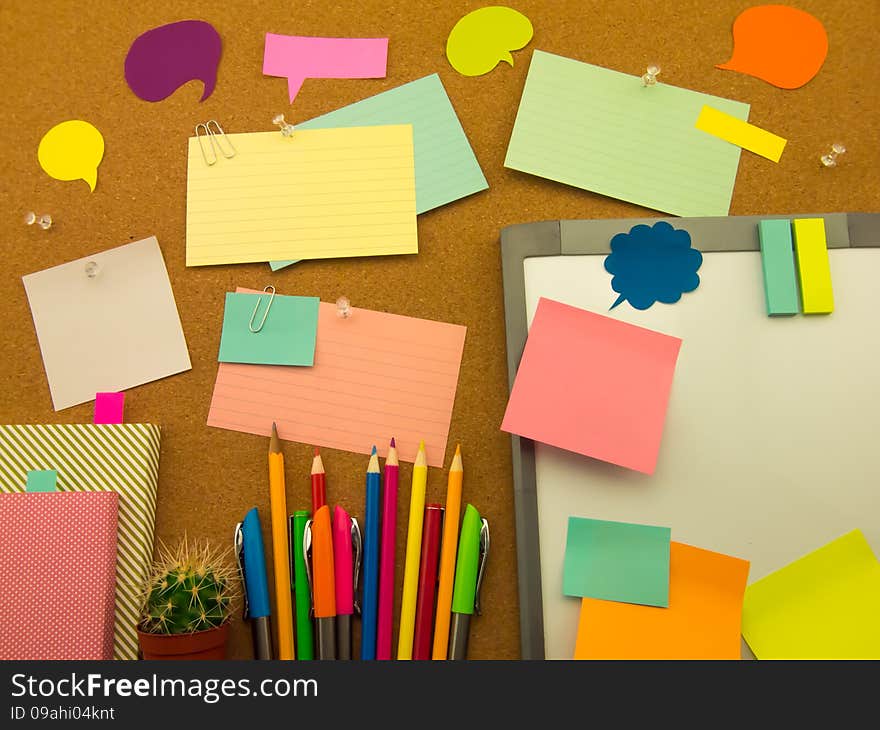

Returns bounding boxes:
[604,222,703,310]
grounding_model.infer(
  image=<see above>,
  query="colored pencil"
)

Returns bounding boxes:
[432,444,463,659]
[360,446,382,659]
[268,423,295,660]
[397,440,427,659]
[311,447,326,512]
[376,437,399,659]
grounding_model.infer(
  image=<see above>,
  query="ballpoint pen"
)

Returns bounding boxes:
[305,504,336,659]
[332,505,361,660]
[290,511,314,660]
[413,503,444,660]
[311,447,326,512]
[398,440,427,659]
[448,504,490,660]
[433,444,463,659]
[360,445,381,660]
[268,422,295,660]
[376,437,398,659]
[234,507,273,660]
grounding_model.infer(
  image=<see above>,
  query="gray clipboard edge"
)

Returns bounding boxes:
[501,220,560,660]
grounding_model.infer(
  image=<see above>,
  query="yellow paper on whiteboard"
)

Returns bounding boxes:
[185,125,417,266]
[694,105,787,162]
[742,530,880,659]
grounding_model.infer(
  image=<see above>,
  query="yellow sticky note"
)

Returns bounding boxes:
[185,125,417,266]
[792,217,834,313]
[38,120,105,192]
[446,6,533,76]
[695,105,787,162]
[742,530,880,659]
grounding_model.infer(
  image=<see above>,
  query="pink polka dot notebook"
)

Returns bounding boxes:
[0,491,119,659]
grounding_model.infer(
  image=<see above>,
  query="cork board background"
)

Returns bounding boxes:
[1,1,877,660]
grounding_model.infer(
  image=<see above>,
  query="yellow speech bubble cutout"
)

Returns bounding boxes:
[38,120,105,192]
[446,6,534,76]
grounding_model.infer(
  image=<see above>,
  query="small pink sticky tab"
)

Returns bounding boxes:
[94,392,125,424]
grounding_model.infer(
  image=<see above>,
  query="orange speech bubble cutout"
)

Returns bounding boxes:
[716,5,828,89]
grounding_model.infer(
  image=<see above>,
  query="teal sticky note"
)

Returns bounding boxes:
[270,74,488,270]
[218,292,319,366]
[26,469,58,492]
[269,259,300,272]
[758,219,799,316]
[563,516,671,607]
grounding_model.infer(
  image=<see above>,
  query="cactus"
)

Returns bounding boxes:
[139,536,239,635]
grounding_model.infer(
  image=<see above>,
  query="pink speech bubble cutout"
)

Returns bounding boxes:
[263,33,389,104]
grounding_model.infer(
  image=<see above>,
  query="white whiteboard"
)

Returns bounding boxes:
[523,249,880,659]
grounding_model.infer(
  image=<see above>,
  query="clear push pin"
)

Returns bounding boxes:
[336,296,352,319]
[641,64,661,86]
[24,211,52,229]
[84,261,100,279]
[273,113,295,137]
[820,142,846,167]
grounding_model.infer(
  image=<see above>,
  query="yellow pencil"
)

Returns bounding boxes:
[397,440,427,659]
[432,444,463,659]
[268,422,295,660]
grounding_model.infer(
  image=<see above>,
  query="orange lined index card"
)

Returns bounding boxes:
[207,296,466,467]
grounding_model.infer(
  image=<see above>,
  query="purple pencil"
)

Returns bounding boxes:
[376,438,399,659]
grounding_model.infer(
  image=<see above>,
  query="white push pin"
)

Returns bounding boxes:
[84,261,100,279]
[24,211,52,229]
[820,142,846,167]
[336,295,352,319]
[641,64,661,86]
[272,114,295,137]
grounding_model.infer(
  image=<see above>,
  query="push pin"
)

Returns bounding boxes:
[273,114,295,137]
[336,295,352,319]
[24,211,52,230]
[641,64,661,86]
[84,261,100,279]
[820,142,846,167]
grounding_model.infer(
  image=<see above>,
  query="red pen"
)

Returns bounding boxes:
[311,447,326,512]
[412,503,444,660]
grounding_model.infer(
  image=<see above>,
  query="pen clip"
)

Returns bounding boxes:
[350,517,362,616]
[303,519,314,618]
[234,521,249,620]
[474,518,490,616]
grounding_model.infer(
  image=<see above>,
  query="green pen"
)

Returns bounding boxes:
[448,504,490,660]
[290,511,314,660]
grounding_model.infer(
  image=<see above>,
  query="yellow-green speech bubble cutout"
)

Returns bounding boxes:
[38,120,105,192]
[446,6,534,77]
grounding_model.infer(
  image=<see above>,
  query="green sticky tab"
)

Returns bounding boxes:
[218,292,319,366]
[26,469,58,492]
[563,516,671,607]
[758,219,799,316]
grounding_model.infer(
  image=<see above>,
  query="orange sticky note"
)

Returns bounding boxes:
[501,298,681,474]
[574,542,750,659]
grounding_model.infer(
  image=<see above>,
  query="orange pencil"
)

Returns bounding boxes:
[311,447,326,512]
[310,504,336,660]
[268,423,295,660]
[432,444,463,659]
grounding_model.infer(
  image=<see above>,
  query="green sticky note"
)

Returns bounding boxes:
[270,74,488,271]
[218,292,319,366]
[505,51,750,217]
[26,469,58,492]
[758,219,799,316]
[269,259,300,272]
[563,516,671,607]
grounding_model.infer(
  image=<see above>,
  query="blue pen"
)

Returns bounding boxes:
[360,446,382,659]
[234,507,273,660]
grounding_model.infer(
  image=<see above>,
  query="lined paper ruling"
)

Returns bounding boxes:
[208,298,466,467]
[186,125,417,266]
[270,74,488,271]
[504,50,750,217]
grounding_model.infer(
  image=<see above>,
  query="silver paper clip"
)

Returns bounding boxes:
[249,285,276,333]
[195,120,237,166]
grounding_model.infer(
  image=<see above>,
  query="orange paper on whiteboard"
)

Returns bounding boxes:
[574,542,750,659]
[207,293,466,467]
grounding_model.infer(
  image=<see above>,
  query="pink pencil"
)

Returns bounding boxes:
[376,437,399,659]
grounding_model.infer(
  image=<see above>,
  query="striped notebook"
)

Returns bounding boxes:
[0,424,161,660]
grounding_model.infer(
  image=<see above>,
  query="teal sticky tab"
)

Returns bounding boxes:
[270,74,488,270]
[218,292,319,366]
[26,469,58,492]
[758,219,799,316]
[563,516,671,607]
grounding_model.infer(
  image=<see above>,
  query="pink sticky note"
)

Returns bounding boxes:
[263,33,389,103]
[501,298,682,474]
[94,392,125,424]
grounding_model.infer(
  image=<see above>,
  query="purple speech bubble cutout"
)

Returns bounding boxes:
[124,20,222,102]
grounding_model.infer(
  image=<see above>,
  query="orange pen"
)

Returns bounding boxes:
[306,504,337,660]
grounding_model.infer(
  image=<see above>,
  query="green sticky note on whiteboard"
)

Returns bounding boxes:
[505,50,750,217]
[563,516,671,607]
[218,292,319,366]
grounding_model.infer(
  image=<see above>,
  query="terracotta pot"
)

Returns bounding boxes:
[137,622,231,660]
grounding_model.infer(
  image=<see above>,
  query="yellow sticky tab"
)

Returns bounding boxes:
[792,218,834,314]
[694,105,787,162]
